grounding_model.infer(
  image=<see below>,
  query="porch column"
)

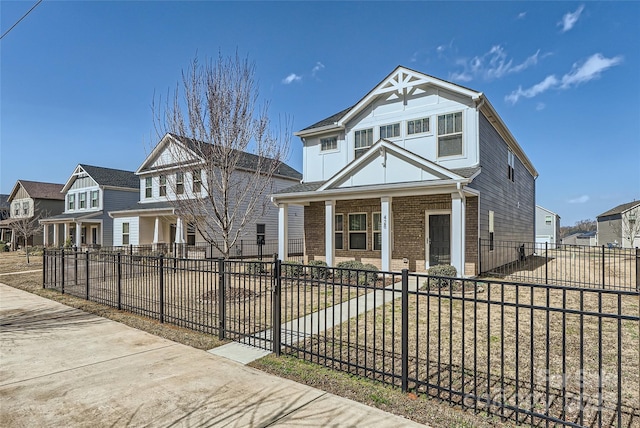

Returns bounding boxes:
[325,201,335,267]
[64,223,69,245]
[53,223,58,247]
[278,203,288,260]
[75,223,81,248]
[381,197,392,271]
[175,217,185,243]
[43,224,49,246]
[451,192,466,277]
[153,217,160,244]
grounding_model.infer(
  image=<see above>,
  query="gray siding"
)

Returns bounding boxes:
[597,216,620,247]
[469,113,536,270]
[101,189,140,246]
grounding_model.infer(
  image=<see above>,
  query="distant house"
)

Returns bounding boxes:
[562,231,597,247]
[0,180,65,249]
[272,66,538,275]
[108,133,303,257]
[596,201,640,248]
[0,194,11,244]
[535,205,560,248]
[39,165,139,248]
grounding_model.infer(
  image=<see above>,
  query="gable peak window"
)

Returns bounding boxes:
[407,117,430,135]
[320,136,338,152]
[354,128,374,159]
[145,177,152,198]
[437,112,463,157]
[379,123,400,139]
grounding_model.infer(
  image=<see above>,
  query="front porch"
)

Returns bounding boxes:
[40,213,102,249]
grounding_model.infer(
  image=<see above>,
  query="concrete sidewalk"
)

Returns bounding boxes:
[0,284,426,427]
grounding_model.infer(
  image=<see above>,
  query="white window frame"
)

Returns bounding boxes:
[437,111,463,158]
[14,203,19,216]
[407,117,430,135]
[68,194,75,211]
[122,222,130,245]
[335,213,343,250]
[159,175,167,197]
[22,201,29,215]
[379,123,400,139]
[354,128,373,159]
[348,212,367,250]
[372,212,382,251]
[176,172,184,195]
[320,136,338,152]
[79,192,86,209]
[145,177,152,198]
[192,169,201,194]
[507,150,515,182]
[545,215,552,226]
[91,190,99,208]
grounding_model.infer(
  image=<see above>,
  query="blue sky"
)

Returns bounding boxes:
[1,1,639,226]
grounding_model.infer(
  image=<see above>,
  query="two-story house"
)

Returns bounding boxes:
[40,164,139,248]
[108,133,303,257]
[0,180,65,249]
[535,205,561,249]
[272,66,537,276]
[0,194,10,244]
[597,200,640,248]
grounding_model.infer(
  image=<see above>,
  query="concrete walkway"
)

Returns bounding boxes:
[0,283,426,427]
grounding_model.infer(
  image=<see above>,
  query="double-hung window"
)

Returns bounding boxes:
[321,137,337,151]
[335,214,343,250]
[192,170,201,193]
[545,215,552,226]
[407,117,430,135]
[122,222,130,245]
[507,150,515,182]
[79,192,86,209]
[22,202,29,215]
[91,190,99,208]
[354,128,373,159]
[437,112,463,157]
[68,194,75,210]
[159,175,167,197]
[348,213,367,250]
[176,172,184,195]
[372,212,382,251]
[14,203,19,216]
[379,123,400,139]
[145,177,152,198]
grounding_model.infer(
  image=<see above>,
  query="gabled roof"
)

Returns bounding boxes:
[62,164,139,193]
[137,133,302,181]
[8,180,65,201]
[536,205,560,218]
[597,200,640,218]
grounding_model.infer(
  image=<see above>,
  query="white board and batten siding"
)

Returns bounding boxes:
[113,217,140,247]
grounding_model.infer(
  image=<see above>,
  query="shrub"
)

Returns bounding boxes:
[335,260,378,285]
[424,264,457,289]
[27,246,44,256]
[360,263,379,285]
[0,241,8,252]
[307,260,328,279]
[245,259,267,274]
[281,261,303,277]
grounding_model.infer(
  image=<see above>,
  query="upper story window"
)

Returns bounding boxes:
[354,128,373,159]
[545,215,552,226]
[14,203,19,216]
[507,150,515,182]
[320,137,338,152]
[22,202,29,215]
[145,177,152,198]
[379,123,400,139]
[192,169,202,193]
[79,192,86,209]
[437,112,463,157]
[159,175,167,197]
[407,117,430,135]
[91,190,99,208]
[176,172,184,195]
[68,194,75,210]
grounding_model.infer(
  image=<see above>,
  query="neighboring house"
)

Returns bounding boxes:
[535,205,561,248]
[39,165,139,248]
[562,231,597,247]
[108,133,303,256]
[0,180,65,249]
[596,201,640,248]
[272,66,538,276]
[0,194,10,244]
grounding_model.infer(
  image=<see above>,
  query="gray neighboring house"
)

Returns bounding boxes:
[535,205,560,248]
[562,231,597,247]
[0,194,10,244]
[596,201,640,248]
[40,164,139,248]
[0,180,65,249]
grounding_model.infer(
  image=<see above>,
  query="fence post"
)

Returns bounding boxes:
[401,268,409,392]
[272,256,282,356]
[61,249,65,294]
[117,252,122,310]
[218,258,226,340]
[478,238,482,275]
[159,255,164,323]
[42,249,47,289]
[74,246,78,286]
[636,247,639,292]
[545,241,548,284]
[85,250,90,300]
[601,245,606,288]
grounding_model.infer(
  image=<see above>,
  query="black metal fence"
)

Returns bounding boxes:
[43,249,639,427]
[479,240,639,291]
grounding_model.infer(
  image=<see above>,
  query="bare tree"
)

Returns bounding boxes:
[612,206,640,248]
[11,209,46,263]
[152,53,291,258]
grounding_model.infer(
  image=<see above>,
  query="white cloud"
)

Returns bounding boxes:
[311,62,325,77]
[560,53,623,89]
[450,71,473,82]
[568,195,590,204]
[505,53,622,104]
[559,4,585,32]
[535,102,546,111]
[282,73,302,84]
[451,45,540,82]
[517,12,527,20]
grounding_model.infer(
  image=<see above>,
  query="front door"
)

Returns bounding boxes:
[427,214,451,267]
